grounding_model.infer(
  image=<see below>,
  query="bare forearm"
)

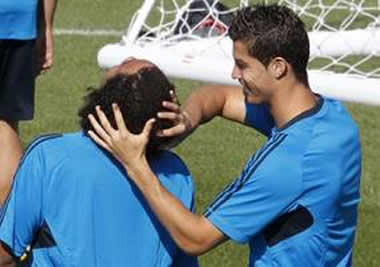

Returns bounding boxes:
[40,0,58,31]
[182,85,246,129]
[181,85,227,129]
[125,159,224,255]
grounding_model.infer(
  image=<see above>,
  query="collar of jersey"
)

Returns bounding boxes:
[273,96,324,133]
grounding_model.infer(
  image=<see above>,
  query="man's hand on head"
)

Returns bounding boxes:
[87,104,156,169]
[156,96,195,149]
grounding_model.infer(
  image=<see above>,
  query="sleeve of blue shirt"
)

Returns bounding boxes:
[244,102,275,136]
[204,150,303,244]
[0,142,45,257]
[172,249,199,267]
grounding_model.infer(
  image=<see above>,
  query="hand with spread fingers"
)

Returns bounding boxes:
[87,103,156,168]
[156,94,195,149]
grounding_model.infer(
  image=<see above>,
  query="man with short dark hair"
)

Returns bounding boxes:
[88,4,361,266]
[0,59,199,267]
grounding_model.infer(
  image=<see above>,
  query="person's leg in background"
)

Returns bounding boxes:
[0,40,35,205]
[0,119,22,204]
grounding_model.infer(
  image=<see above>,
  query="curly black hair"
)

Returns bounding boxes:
[78,66,175,154]
[228,4,310,86]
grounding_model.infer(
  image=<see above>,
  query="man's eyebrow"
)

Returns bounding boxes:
[235,58,247,66]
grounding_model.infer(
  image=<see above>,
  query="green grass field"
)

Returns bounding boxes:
[19,0,380,266]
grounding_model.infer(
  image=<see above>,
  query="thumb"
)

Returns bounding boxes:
[142,118,156,137]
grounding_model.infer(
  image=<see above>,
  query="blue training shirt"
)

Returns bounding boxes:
[204,97,361,267]
[0,132,199,267]
[0,0,39,39]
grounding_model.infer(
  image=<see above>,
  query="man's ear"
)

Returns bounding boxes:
[270,57,287,79]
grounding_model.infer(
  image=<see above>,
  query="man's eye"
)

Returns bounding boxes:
[236,62,246,69]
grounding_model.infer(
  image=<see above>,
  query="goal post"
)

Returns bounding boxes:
[97,0,380,105]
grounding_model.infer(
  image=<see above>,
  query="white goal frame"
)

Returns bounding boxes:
[97,0,380,105]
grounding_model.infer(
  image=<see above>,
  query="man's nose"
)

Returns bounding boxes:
[231,65,241,80]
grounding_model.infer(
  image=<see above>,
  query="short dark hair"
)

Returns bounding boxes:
[78,66,175,154]
[228,4,310,85]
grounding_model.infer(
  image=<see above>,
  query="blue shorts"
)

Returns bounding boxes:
[0,39,35,121]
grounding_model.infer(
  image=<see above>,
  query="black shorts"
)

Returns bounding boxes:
[0,39,35,121]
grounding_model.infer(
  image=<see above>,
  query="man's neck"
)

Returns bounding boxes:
[269,81,318,129]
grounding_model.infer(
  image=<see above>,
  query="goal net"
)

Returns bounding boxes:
[97,0,380,105]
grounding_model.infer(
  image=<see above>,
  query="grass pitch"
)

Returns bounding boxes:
[19,0,380,266]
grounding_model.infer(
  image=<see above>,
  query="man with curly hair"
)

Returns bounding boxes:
[0,59,199,267]
[87,4,361,267]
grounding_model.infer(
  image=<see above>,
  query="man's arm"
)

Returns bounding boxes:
[157,84,246,144]
[127,159,228,256]
[36,0,58,75]
[0,140,46,265]
[182,84,246,125]
[0,243,16,267]
[42,0,58,28]
[88,105,229,256]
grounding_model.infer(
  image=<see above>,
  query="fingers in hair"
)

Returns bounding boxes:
[142,118,156,137]
[95,106,116,134]
[162,101,180,112]
[112,103,128,132]
[88,113,112,144]
[157,111,179,121]
[88,130,112,153]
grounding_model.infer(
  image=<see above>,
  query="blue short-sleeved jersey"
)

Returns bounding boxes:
[0,132,199,267]
[205,97,361,267]
[0,0,39,39]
